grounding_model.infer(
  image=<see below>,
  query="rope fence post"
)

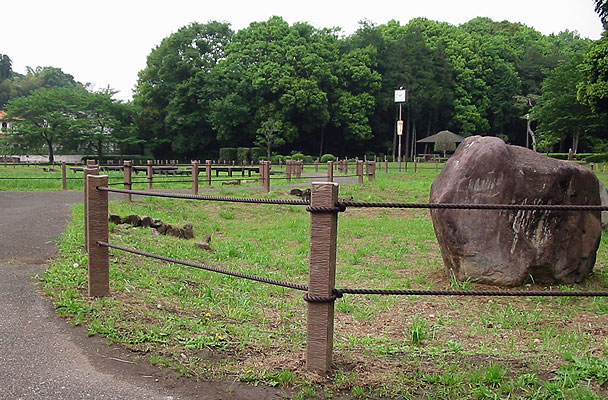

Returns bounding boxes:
[367,161,376,181]
[357,160,363,185]
[147,160,153,189]
[286,160,292,183]
[263,161,271,193]
[61,162,67,190]
[327,161,334,182]
[192,161,199,195]
[86,174,109,297]
[123,160,132,202]
[296,161,302,179]
[344,159,348,175]
[83,166,99,253]
[306,182,339,373]
[206,160,212,186]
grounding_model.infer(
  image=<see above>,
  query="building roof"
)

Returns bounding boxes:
[416,130,465,143]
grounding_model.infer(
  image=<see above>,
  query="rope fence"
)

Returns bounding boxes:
[83,171,608,373]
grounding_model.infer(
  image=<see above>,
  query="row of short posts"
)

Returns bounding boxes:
[85,175,343,374]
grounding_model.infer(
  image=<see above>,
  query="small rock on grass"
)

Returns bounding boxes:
[195,241,212,251]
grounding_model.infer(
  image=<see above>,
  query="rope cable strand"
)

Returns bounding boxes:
[97,241,308,291]
[96,186,310,205]
[337,200,608,211]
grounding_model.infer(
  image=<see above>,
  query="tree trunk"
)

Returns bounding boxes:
[46,138,54,164]
[572,132,580,154]
[527,119,537,152]
[97,140,103,165]
[318,125,325,158]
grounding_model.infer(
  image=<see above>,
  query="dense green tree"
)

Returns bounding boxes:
[0,55,12,80]
[578,37,608,115]
[3,87,87,163]
[535,54,603,153]
[78,89,139,162]
[208,17,379,157]
[134,21,233,158]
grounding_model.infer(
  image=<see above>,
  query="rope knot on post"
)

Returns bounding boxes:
[303,291,343,303]
[306,204,346,213]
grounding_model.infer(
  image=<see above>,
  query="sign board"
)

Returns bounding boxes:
[394,89,407,103]
[397,120,403,136]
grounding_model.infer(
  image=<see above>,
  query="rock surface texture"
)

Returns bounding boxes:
[430,136,601,286]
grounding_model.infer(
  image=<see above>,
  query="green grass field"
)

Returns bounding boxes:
[28,164,608,399]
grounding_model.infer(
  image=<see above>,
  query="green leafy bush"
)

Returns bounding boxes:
[219,147,238,161]
[320,154,335,163]
[271,155,285,163]
[237,147,251,162]
[250,147,266,161]
[291,152,306,161]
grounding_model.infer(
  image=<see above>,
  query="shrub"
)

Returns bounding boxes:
[250,147,266,161]
[320,154,335,163]
[291,152,306,161]
[365,151,376,160]
[271,155,286,163]
[237,147,251,162]
[583,153,608,163]
[219,147,238,162]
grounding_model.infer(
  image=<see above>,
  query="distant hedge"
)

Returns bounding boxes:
[219,147,238,161]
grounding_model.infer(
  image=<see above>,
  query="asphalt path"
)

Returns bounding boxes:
[0,190,286,399]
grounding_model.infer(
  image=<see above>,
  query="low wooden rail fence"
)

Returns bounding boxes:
[83,170,608,374]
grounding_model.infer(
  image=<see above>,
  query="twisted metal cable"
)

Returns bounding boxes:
[97,241,308,291]
[338,200,608,211]
[96,186,310,205]
[333,287,608,297]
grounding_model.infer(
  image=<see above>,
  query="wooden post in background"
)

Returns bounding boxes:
[286,160,292,183]
[147,160,153,189]
[123,160,132,202]
[263,161,271,193]
[327,161,333,182]
[367,161,376,181]
[192,161,199,195]
[83,166,99,253]
[61,162,67,190]
[306,182,339,373]
[86,174,109,297]
[296,161,302,179]
[414,159,418,174]
[385,156,388,174]
[357,161,363,184]
[315,159,319,172]
[206,160,212,186]
[344,159,348,175]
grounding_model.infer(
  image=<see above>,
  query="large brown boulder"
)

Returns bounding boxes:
[430,136,601,286]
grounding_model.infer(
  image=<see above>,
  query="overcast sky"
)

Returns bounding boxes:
[1,0,603,101]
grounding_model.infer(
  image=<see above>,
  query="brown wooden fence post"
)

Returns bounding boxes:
[192,161,199,195]
[147,160,153,189]
[367,161,376,181]
[286,160,292,183]
[296,161,303,179]
[206,160,212,186]
[84,167,99,253]
[61,162,67,190]
[327,161,334,182]
[263,161,271,193]
[385,156,389,174]
[357,161,363,184]
[306,182,339,373]
[344,159,348,175]
[414,159,418,174]
[123,160,132,202]
[86,174,109,297]
[315,159,319,172]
